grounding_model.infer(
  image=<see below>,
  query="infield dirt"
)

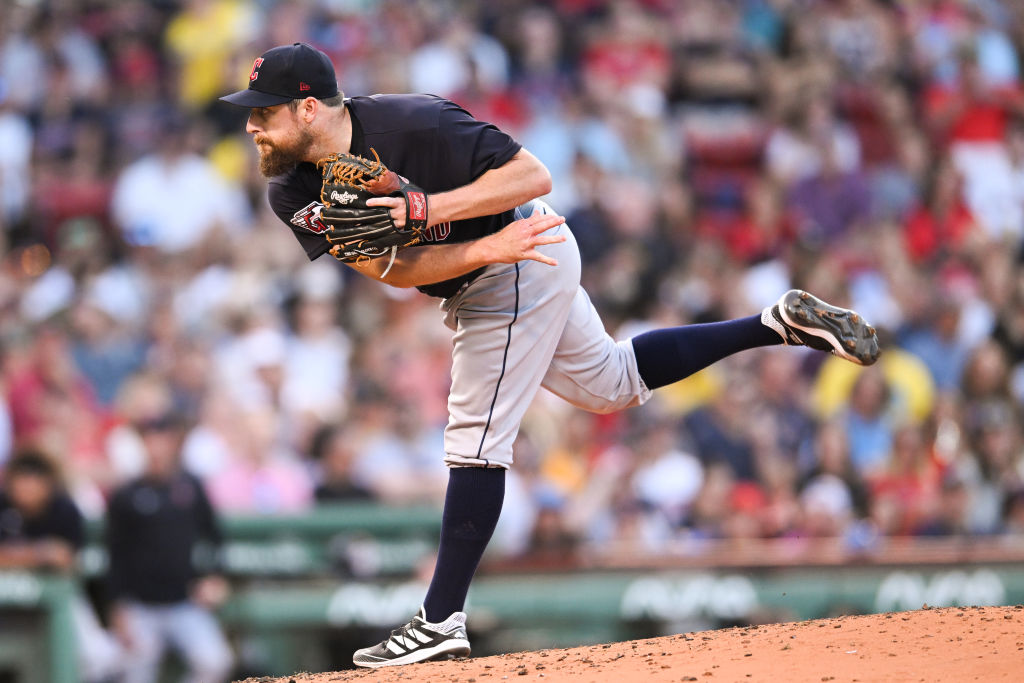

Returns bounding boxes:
[238,605,1024,682]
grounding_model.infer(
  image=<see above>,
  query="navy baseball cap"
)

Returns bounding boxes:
[220,43,338,108]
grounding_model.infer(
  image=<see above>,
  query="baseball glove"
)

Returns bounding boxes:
[316,149,428,268]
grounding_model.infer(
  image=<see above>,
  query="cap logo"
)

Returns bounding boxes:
[249,57,264,82]
[299,82,311,91]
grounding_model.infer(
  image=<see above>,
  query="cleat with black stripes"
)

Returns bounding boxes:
[761,289,880,366]
[352,607,471,668]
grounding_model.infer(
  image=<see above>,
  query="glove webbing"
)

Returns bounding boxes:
[319,148,386,190]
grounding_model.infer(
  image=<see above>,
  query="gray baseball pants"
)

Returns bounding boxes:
[442,200,651,468]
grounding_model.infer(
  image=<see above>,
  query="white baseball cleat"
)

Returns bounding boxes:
[352,607,471,668]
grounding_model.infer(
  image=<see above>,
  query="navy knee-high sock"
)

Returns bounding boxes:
[632,314,782,390]
[422,466,505,622]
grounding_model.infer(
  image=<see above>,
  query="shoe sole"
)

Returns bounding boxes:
[353,638,471,668]
[778,290,880,366]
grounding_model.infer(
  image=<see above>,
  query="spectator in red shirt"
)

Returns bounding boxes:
[869,423,942,536]
[903,157,978,262]
[924,48,1023,147]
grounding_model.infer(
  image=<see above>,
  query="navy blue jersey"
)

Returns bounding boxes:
[106,472,222,604]
[0,491,84,550]
[268,94,523,298]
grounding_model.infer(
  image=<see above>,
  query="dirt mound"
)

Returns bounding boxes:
[239,605,1024,682]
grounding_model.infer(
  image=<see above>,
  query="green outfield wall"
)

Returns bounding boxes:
[3,504,1024,681]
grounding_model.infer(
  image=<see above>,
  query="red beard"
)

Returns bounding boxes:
[256,128,313,177]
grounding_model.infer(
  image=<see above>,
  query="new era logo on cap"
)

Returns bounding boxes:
[220,43,339,108]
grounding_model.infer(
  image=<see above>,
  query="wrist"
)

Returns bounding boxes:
[425,192,446,228]
[466,235,496,266]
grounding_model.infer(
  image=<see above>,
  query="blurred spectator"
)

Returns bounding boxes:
[903,156,979,262]
[910,1,1019,89]
[752,350,814,463]
[629,420,704,526]
[164,0,261,110]
[841,368,895,478]
[349,400,448,504]
[214,322,289,411]
[1002,487,1024,534]
[281,283,353,428]
[800,473,854,537]
[408,12,509,98]
[581,0,670,101]
[788,137,872,245]
[961,340,1014,408]
[685,462,737,540]
[924,47,1024,240]
[755,451,801,538]
[110,115,248,254]
[870,423,942,535]
[205,408,313,513]
[684,378,757,481]
[106,414,233,683]
[917,463,978,537]
[506,6,572,107]
[69,298,147,406]
[0,450,121,682]
[766,93,861,188]
[310,423,373,503]
[800,419,869,519]
[0,451,81,571]
[4,325,111,513]
[900,299,972,391]
[965,400,1024,529]
[819,0,898,82]
[526,496,580,563]
[0,82,32,231]
[106,372,177,483]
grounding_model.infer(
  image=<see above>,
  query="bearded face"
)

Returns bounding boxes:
[256,126,314,177]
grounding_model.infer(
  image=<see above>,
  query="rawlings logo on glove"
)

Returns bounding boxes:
[330,190,359,205]
[316,149,428,267]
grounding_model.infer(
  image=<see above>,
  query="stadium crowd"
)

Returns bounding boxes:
[4,0,1024,579]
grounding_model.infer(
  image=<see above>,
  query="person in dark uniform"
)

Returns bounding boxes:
[0,451,121,682]
[220,43,880,668]
[106,415,233,683]
[0,451,83,571]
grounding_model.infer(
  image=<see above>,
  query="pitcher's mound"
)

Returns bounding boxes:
[239,605,1024,682]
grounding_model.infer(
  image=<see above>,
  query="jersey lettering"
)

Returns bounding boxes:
[290,201,328,234]
[420,221,452,242]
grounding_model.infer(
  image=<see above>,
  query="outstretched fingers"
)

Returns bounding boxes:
[526,249,559,267]
[527,214,566,234]
[523,214,567,266]
[532,234,567,246]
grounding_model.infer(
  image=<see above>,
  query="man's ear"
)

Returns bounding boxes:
[301,97,319,123]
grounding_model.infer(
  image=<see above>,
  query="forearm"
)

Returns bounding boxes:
[350,239,496,288]
[0,545,44,569]
[427,149,551,227]
[351,149,563,287]
[350,211,567,288]
[0,541,74,570]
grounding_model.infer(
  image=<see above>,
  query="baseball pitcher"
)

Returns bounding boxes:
[221,43,879,668]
